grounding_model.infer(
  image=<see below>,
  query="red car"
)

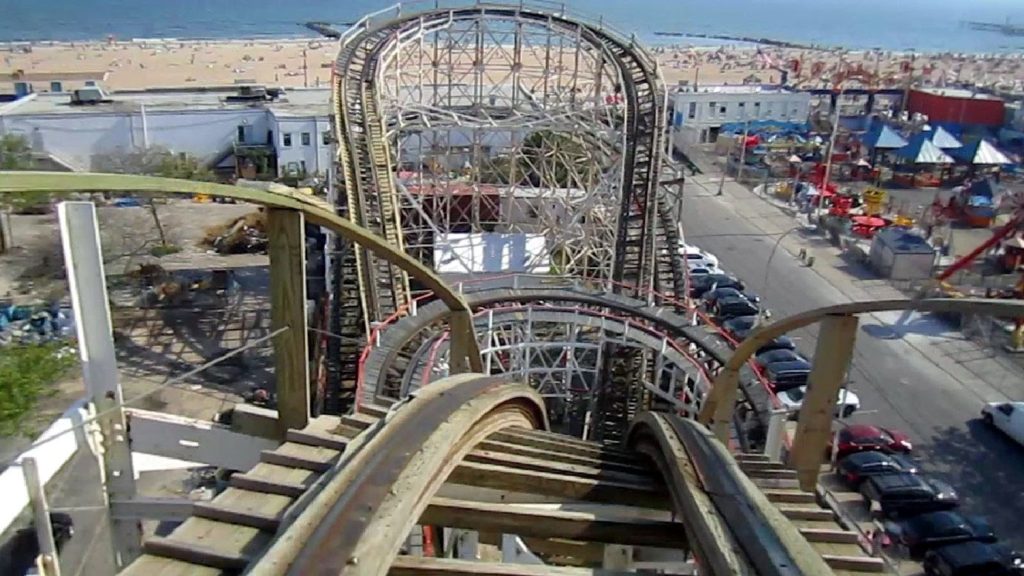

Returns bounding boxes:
[829,424,913,459]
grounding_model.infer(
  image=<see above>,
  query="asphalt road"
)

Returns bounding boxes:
[679,181,1024,550]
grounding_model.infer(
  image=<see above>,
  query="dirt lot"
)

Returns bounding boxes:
[0,199,273,461]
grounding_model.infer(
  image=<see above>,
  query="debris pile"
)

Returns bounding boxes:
[202,211,268,255]
[0,303,76,346]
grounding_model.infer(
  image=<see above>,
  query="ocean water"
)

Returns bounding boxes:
[1,0,1023,53]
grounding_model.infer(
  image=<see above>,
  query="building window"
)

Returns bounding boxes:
[300,160,307,174]
[687,102,697,119]
[754,102,762,117]
[50,81,63,93]
[719,105,727,118]
[322,131,331,145]
[237,125,246,143]
[283,133,292,147]
[301,132,311,146]
[84,80,96,87]
[708,101,716,116]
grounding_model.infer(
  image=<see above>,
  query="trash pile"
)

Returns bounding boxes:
[203,211,268,255]
[0,302,76,346]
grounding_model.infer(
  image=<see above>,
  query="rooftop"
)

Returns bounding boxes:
[914,87,1001,101]
[674,83,795,95]
[0,85,331,117]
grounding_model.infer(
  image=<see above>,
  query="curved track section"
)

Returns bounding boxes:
[358,275,774,438]
[122,376,882,575]
[329,3,678,413]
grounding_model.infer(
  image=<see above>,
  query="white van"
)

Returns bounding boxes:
[981,401,1024,446]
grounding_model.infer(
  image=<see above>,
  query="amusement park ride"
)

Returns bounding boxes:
[3,4,1024,576]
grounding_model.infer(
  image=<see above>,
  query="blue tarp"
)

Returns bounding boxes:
[719,120,809,135]
[969,178,997,199]
[864,124,908,150]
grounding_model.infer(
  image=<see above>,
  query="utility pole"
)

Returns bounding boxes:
[303,49,309,88]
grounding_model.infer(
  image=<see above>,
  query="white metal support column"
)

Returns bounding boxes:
[58,201,142,567]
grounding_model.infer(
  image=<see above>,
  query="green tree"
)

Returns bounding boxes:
[520,131,598,189]
[0,343,77,436]
[0,133,32,170]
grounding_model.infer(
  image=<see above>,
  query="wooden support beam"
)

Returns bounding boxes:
[790,314,859,491]
[798,528,860,544]
[420,497,685,548]
[446,461,669,510]
[388,556,631,575]
[267,208,310,435]
[821,554,887,573]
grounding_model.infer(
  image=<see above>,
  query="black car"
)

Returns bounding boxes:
[861,472,959,518]
[896,511,996,558]
[689,273,745,298]
[722,315,758,341]
[755,348,804,370]
[762,359,812,392]
[713,295,760,321]
[836,451,919,489]
[702,287,761,308]
[755,335,796,356]
[923,541,1023,576]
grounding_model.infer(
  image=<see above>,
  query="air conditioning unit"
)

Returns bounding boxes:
[70,87,109,105]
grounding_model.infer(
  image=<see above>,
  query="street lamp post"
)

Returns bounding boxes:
[821,87,843,196]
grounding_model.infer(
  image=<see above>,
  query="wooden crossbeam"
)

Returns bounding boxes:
[421,497,684,548]
[389,556,632,575]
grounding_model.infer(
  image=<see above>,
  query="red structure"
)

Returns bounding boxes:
[907,88,1005,127]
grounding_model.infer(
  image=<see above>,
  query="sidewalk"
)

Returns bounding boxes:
[682,146,1024,404]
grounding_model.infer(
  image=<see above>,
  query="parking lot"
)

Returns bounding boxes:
[676,160,1024,570]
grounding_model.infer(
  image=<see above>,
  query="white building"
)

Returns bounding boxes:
[0,85,334,179]
[669,85,812,150]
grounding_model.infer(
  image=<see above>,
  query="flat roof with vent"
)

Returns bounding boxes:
[0,86,331,116]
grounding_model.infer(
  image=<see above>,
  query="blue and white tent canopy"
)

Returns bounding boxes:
[897,134,955,164]
[951,139,1013,165]
[926,126,962,150]
[864,124,908,150]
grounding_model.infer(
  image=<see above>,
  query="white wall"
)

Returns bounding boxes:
[671,90,812,132]
[272,116,333,178]
[1,108,268,171]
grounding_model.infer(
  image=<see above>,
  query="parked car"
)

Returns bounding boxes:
[981,401,1024,446]
[895,511,996,558]
[702,287,761,308]
[754,348,804,370]
[923,541,1023,576]
[831,424,913,459]
[712,295,760,321]
[755,335,796,356]
[680,244,720,270]
[689,273,745,298]
[762,359,812,392]
[689,266,720,277]
[861,472,958,518]
[778,385,860,418]
[721,315,758,341]
[836,451,919,489]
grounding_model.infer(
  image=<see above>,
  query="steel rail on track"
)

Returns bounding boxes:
[628,413,834,575]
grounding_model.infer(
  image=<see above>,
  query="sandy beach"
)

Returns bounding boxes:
[2,37,1023,93]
